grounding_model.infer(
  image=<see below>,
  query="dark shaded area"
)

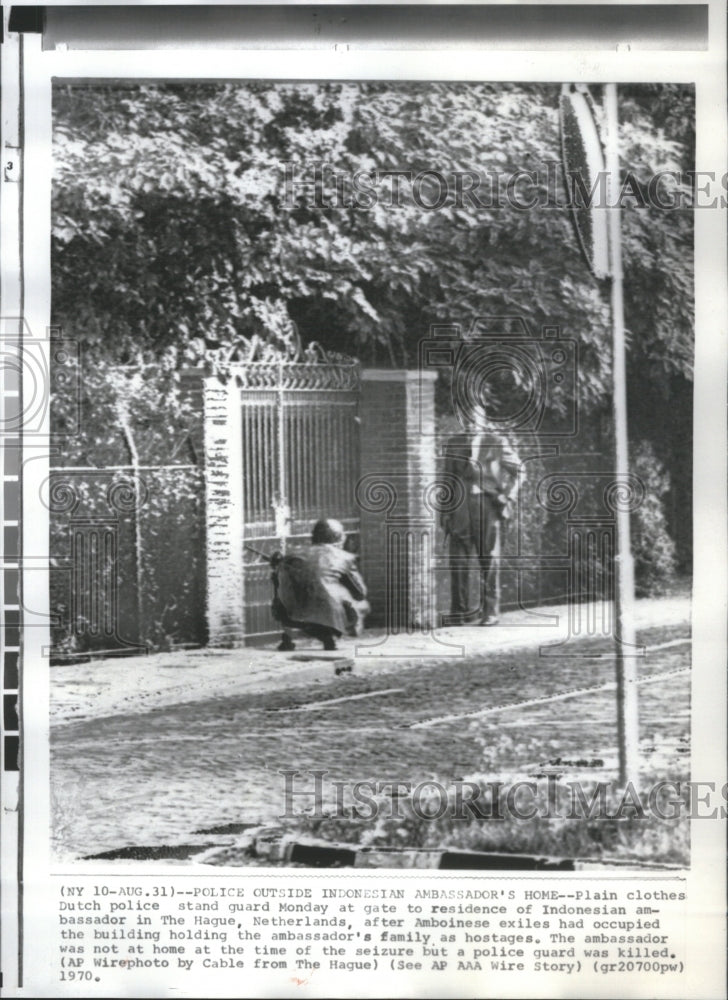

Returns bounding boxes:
[84,843,215,861]
[287,842,358,867]
[8,6,44,33]
[3,441,20,476]
[3,483,18,520]
[3,735,19,772]
[195,822,260,835]
[40,5,707,51]
[628,373,693,573]
[3,694,18,731]
[4,570,19,604]
[3,652,19,689]
[3,527,18,560]
[3,611,19,648]
[439,851,574,871]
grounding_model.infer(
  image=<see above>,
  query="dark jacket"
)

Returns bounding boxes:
[273,543,369,635]
[442,432,521,539]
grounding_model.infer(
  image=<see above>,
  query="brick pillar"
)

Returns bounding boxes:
[359,369,451,651]
[180,370,205,466]
[203,377,245,646]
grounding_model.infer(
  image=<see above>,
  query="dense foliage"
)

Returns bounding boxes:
[52,82,694,383]
[51,81,694,609]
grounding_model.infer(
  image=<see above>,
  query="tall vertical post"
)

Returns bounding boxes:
[605,83,639,785]
[275,362,290,554]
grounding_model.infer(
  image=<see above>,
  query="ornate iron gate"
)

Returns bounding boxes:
[240,361,361,639]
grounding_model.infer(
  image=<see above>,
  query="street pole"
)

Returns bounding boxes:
[605,83,639,786]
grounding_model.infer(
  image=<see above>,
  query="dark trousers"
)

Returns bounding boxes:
[299,623,341,643]
[274,605,340,643]
[272,593,341,647]
[449,493,499,621]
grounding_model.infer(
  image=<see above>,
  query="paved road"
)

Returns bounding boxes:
[51,598,691,861]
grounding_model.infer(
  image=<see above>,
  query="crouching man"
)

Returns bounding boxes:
[272,518,370,652]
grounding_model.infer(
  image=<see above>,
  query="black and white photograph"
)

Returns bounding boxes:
[1,4,726,999]
[49,76,695,870]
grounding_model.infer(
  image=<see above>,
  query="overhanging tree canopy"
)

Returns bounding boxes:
[49,80,695,611]
[52,81,694,399]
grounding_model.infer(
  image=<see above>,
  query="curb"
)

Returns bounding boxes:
[196,827,684,872]
[199,827,576,870]
[85,826,685,872]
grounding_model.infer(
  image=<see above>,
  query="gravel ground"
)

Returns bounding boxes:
[50,596,691,862]
[51,594,690,725]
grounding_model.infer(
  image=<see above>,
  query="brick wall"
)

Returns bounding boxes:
[358,370,438,630]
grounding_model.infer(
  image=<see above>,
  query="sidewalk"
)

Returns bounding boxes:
[50,595,690,727]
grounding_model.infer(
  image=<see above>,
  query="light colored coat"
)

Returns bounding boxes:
[275,543,369,635]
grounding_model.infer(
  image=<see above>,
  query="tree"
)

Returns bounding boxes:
[52,82,693,379]
[51,80,695,577]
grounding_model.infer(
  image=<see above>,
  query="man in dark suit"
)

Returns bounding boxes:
[442,412,523,625]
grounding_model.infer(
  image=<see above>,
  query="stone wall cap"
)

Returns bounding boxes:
[361,369,437,382]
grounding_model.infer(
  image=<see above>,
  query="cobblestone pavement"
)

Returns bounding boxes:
[50,596,691,861]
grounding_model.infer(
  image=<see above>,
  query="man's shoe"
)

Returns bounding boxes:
[479,615,499,626]
[449,612,475,627]
[277,634,296,651]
